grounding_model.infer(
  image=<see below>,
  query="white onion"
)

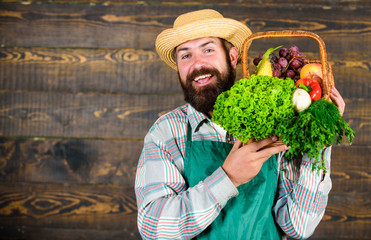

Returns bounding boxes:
[292,89,311,112]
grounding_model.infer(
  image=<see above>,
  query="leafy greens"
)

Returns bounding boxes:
[212,74,355,172]
[278,98,355,172]
[212,75,297,143]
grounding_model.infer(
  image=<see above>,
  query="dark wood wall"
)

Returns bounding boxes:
[0,1,370,239]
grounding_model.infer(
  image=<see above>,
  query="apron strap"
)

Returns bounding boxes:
[187,121,192,142]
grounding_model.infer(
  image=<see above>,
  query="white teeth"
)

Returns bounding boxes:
[194,74,211,82]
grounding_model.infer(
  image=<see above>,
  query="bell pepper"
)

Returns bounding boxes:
[295,78,322,101]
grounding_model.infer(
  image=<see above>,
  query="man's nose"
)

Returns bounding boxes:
[192,52,207,70]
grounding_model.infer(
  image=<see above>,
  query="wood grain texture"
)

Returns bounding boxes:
[290,192,371,240]
[0,182,369,239]
[331,146,371,192]
[0,137,369,191]
[0,91,185,139]
[1,3,370,52]
[0,92,367,144]
[0,137,142,185]
[0,182,140,239]
[1,48,369,98]
[0,47,179,94]
[0,226,140,240]
[1,0,371,7]
[311,192,371,239]
[0,1,370,239]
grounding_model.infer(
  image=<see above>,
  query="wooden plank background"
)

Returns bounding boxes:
[0,1,370,239]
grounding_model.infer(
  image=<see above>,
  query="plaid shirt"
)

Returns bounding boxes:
[135,103,331,239]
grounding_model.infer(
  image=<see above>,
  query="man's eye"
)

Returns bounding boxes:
[205,49,214,53]
[181,54,190,59]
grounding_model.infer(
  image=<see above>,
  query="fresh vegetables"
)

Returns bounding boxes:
[292,89,311,112]
[215,45,356,172]
[296,78,322,101]
[278,98,355,172]
[212,74,355,173]
[212,75,296,143]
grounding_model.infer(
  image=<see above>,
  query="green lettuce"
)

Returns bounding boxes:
[212,75,297,143]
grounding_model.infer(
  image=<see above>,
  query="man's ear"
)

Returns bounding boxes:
[229,46,239,69]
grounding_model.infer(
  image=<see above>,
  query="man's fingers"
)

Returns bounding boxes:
[225,137,288,187]
[259,144,289,159]
[250,137,289,161]
[242,137,288,154]
[330,86,345,116]
[232,139,243,151]
[252,136,278,151]
[247,139,255,145]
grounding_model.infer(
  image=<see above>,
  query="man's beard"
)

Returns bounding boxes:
[179,60,236,116]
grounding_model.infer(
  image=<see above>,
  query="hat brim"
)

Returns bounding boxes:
[155,18,252,70]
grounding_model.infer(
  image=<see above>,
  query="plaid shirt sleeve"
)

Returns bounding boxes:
[134,113,238,240]
[273,147,332,239]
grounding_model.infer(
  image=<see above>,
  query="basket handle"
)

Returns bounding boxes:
[241,30,334,100]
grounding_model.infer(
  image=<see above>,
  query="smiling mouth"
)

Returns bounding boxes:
[194,74,213,85]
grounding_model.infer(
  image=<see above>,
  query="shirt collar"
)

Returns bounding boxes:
[186,104,209,131]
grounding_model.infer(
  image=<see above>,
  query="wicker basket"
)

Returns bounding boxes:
[240,30,335,147]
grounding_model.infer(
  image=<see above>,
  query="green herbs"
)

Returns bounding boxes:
[212,75,297,143]
[278,98,355,172]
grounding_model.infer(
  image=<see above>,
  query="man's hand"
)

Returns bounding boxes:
[222,137,288,188]
[330,86,345,116]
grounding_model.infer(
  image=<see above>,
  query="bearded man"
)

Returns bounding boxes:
[135,9,345,240]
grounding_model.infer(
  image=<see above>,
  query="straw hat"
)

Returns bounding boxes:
[155,9,252,70]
